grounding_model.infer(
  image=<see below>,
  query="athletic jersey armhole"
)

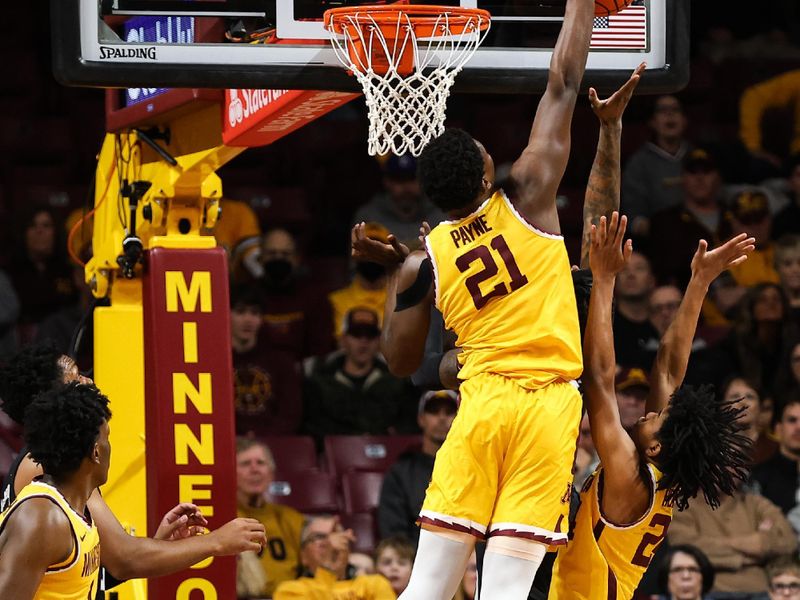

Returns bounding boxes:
[0,448,26,513]
[423,237,440,309]
[0,494,80,573]
[500,191,563,240]
[595,465,657,530]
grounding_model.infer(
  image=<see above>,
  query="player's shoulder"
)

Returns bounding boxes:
[3,495,72,544]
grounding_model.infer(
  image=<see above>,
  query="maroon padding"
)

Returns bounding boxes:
[341,512,378,555]
[270,471,339,515]
[341,471,384,515]
[323,435,421,478]
[260,435,319,477]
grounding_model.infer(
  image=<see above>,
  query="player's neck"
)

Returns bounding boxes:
[447,195,487,221]
[45,473,94,516]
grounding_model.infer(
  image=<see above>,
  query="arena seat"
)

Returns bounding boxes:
[341,512,379,555]
[261,435,318,477]
[341,470,384,515]
[323,435,421,478]
[269,470,339,515]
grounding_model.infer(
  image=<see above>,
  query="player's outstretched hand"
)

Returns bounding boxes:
[351,222,409,267]
[209,517,267,556]
[589,211,632,279]
[154,502,209,541]
[589,62,646,126]
[690,233,756,287]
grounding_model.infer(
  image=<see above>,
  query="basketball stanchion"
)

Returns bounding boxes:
[325,5,490,157]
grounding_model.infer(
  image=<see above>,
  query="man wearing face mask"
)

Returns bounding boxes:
[329,222,391,340]
[258,227,334,359]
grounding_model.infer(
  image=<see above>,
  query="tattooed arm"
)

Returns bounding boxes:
[579,64,645,269]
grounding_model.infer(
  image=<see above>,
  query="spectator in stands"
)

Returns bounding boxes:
[0,269,19,360]
[776,342,800,405]
[235,438,304,599]
[329,222,390,340]
[648,148,731,288]
[721,375,777,465]
[378,390,458,546]
[573,413,599,490]
[375,536,414,596]
[772,155,800,240]
[455,551,478,600]
[668,482,797,597]
[303,308,418,444]
[656,544,715,600]
[614,367,650,432]
[35,253,95,369]
[739,70,800,171]
[725,190,780,287]
[215,198,262,283]
[353,153,444,251]
[622,95,690,235]
[753,398,800,515]
[774,235,800,321]
[8,206,77,340]
[613,251,659,369]
[711,284,798,398]
[767,557,800,600]
[274,515,395,599]
[350,552,376,576]
[230,285,302,436]
[257,227,333,359]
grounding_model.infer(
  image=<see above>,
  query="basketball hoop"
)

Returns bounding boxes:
[325,4,490,157]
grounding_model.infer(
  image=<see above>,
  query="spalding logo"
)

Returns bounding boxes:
[99,46,157,60]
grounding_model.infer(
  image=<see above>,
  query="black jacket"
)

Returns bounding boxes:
[377,450,434,547]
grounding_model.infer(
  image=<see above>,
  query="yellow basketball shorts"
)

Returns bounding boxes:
[419,373,581,546]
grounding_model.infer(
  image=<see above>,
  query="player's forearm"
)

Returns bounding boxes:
[584,276,617,389]
[380,267,403,370]
[647,277,707,412]
[103,531,223,580]
[580,122,622,268]
[549,0,594,92]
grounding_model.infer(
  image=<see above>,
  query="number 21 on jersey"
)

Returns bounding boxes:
[456,234,528,309]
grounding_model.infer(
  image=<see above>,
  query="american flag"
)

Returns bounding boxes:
[590,4,647,49]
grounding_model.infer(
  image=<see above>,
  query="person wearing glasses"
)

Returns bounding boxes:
[768,557,800,600]
[656,544,715,600]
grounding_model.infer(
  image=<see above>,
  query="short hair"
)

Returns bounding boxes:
[375,535,415,563]
[767,556,800,584]
[24,382,111,480]
[417,128,485,212]
[656,544,715,594]
[229,284,265,310]
[656,384,752,511]
[775,234,800,266]
[235,437,276,472]
[778,394,800,422]
[0,342,63,424]
[718,373,761,403]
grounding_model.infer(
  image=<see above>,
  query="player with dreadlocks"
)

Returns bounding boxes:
[548,213,754,599]
[0,344,266,597]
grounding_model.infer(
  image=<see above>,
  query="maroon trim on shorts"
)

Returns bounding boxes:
[554,514,565,534]
[417,515,486,540]
[607,566,618,599]
[485,528,567,546]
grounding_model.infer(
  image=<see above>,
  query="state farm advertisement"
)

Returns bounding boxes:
[223,88,359,147]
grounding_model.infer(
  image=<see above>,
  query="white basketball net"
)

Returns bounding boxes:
[327,9,490,157]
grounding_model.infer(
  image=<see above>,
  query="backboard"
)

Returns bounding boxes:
[52,0,689,94]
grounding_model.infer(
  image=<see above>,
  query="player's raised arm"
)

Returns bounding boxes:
[508,0,595,233]
[580,64,645,268]
[646,234,755,413]
[583,213,638,469]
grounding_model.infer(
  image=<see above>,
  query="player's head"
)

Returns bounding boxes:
[632,384,751,510]
[24,382,112,486]
[0,343,91,425]
[418,128,494,213]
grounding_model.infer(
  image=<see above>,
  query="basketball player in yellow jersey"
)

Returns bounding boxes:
[549,213,754,599]
[0,382,111,599]
[352,0,597,596]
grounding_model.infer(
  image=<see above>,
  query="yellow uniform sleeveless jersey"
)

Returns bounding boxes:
[0,481,101,600]
[549,464,673,599]
[424,189,582,389]
[419,191,583,542]
[237,502,305,597]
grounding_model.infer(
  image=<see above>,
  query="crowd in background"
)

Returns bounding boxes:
[2,2,800,599]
